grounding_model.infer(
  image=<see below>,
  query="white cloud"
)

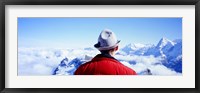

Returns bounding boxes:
[18,47,181,75]
[149,65,181,75]
[18,47,99,75]
[116,54,180,75]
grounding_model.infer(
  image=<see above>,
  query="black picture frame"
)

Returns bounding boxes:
[0,0,199,93]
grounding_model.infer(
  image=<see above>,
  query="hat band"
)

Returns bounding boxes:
[97,40,120,50]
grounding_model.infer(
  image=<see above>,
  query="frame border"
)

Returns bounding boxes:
[0,0,200,93]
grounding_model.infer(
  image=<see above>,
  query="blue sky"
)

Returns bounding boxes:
[18,17,182,48]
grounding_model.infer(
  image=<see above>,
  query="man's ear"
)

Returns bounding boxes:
[114,46,119,51]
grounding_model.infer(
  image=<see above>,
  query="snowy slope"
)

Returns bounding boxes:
[120,43,154,55]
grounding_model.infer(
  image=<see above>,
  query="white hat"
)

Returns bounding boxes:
[94,29,120,50]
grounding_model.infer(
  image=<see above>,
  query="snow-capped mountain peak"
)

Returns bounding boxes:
[156,37,174,49]
[59,57,68,66]
[126,43,145,50]
[120,43,154,55]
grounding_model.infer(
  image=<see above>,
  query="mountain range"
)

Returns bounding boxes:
[53,37,182,75]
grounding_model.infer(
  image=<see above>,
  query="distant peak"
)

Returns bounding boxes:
[156,37,174,48]
[126,43,145,48]
[127,43,133,46]
[160,37,168,41]
[84,47,94,50]
[159,37,171,43]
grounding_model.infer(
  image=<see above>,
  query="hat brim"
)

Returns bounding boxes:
[94,40,120,50]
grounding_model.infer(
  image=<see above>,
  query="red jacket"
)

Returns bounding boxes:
[74,54,137,75]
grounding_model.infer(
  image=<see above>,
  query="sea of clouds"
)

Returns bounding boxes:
[18,47,181,75]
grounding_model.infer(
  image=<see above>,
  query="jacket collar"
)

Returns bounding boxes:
[92,53,118,61]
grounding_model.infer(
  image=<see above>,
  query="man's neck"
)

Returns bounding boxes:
[101,51,114,57]
[109,51,115,57]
